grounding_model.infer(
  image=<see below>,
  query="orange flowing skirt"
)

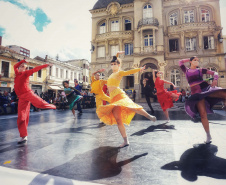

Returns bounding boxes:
[96,88,143,125]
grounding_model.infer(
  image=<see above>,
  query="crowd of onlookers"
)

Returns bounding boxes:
[0,89,96,115]
[0,87,191,115]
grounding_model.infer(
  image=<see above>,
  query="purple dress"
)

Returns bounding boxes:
[179,59,226,118]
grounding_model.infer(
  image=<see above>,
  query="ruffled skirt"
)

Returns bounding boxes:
[96,88,143,125]
[69,95,83,110]
[157,90,181,111]
[185,86,226,118]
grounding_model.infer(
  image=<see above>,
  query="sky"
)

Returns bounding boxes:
[0,0,226,62]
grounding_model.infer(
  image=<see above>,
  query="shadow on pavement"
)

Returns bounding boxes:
[41,146,147,181]
[131,123,175,136]
[161,144,226,181]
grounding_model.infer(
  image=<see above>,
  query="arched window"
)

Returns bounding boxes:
[111,20,119,31]
[201,9,210,22]
[99,22,106,34]
[170,69,180,87]
[125,19,131,30]
[184,10,194,23]
[144,35,153,46]
[169,12,178,26]
[143,4,153,19]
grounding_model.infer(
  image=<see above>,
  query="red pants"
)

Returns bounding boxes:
[17,91,56,137]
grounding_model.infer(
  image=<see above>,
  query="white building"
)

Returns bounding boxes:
[65,59,90,89]
[6,45,30,57]
[35,56,83,92]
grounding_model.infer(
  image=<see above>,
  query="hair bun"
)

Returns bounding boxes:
[112,56,117,61]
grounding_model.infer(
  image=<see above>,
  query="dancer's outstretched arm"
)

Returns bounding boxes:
[163,80,176,89]
[152,70,156,82]
[70,87,82,95]
[178,58,190,73]
[25,63,52,77]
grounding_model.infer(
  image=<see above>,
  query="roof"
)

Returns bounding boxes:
[92,0,134,10]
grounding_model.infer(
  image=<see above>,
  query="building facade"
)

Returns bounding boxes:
[90,0,226,100]
[0,46,48,93]
[65,59,90,89]
[6,45,30,57]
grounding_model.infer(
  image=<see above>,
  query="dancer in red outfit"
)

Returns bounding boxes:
[14,60,56,144]
[153,70,181,123]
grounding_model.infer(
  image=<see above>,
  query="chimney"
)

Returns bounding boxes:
[0,36,2,46]
[44,55,48,62]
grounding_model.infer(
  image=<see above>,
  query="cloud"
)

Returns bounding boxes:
[0,0,95,61]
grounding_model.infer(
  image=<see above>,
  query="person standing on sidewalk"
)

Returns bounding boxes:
[14,59,56,145]
[74,79,83,114]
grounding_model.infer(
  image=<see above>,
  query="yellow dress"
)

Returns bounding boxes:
[96,68,143,125]
[90,76,111,108]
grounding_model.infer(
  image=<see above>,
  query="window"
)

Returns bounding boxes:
[38,70,42,78]
[111,20,119,31]
[74,72,77,80]
[83,76,85,82]
[204,36,214,49]
[60,69,63,78]
[97,46,105,58]
[99,22,106,34]
[125,44,133,55]
[171,69,180,87]
[169,39,179,52]
[56,68,59,77]
[28,67,33,76]
[144,35,153,46]
[143,4,153,19]
[186,38,196,51]
[111,45,119,56]
[184,10,194,23]
[169,12,178,26]
[79,74,81,81]
[1,61,9,77]
[86,76,88,82]
[71,72,73,80]
[66,70,68,79]
[126,76,134,88]
[201,9,210,22]
[125,19,131,30]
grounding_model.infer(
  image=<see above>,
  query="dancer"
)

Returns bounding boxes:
[142,78,157,114]
[96,51,156,148]
[153,70,180,123]
[74,79,83,114]
[63,81,83,118]
[179,57,226,144]
[14,59,56,145]
[91,69,111,109]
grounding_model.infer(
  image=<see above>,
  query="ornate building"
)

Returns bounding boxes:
[90,0,226,100]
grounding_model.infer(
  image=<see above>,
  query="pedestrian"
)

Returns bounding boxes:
[142,78,156,114]
[179,57,226,144]
[96,51,156,148]
[63,80,83,118]
[132,90,136,102]
[74,79,83,114]
[153,70,181,123]
[14,60,56,145]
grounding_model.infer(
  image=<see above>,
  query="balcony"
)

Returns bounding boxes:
[167,21,219,34]
[96,30,133,42]
[137,18,159,32]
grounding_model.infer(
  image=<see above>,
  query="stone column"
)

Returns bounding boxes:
[106,18,109,32]
[141,30,143,52]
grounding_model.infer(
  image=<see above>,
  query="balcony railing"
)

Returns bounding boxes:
[167,21,217,33]
[96,30,133,41]
[137,18,159,30]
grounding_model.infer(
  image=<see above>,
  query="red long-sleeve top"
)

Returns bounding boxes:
[14,60,49,96]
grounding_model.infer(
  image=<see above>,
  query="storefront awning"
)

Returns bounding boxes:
[48,86,61,90]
